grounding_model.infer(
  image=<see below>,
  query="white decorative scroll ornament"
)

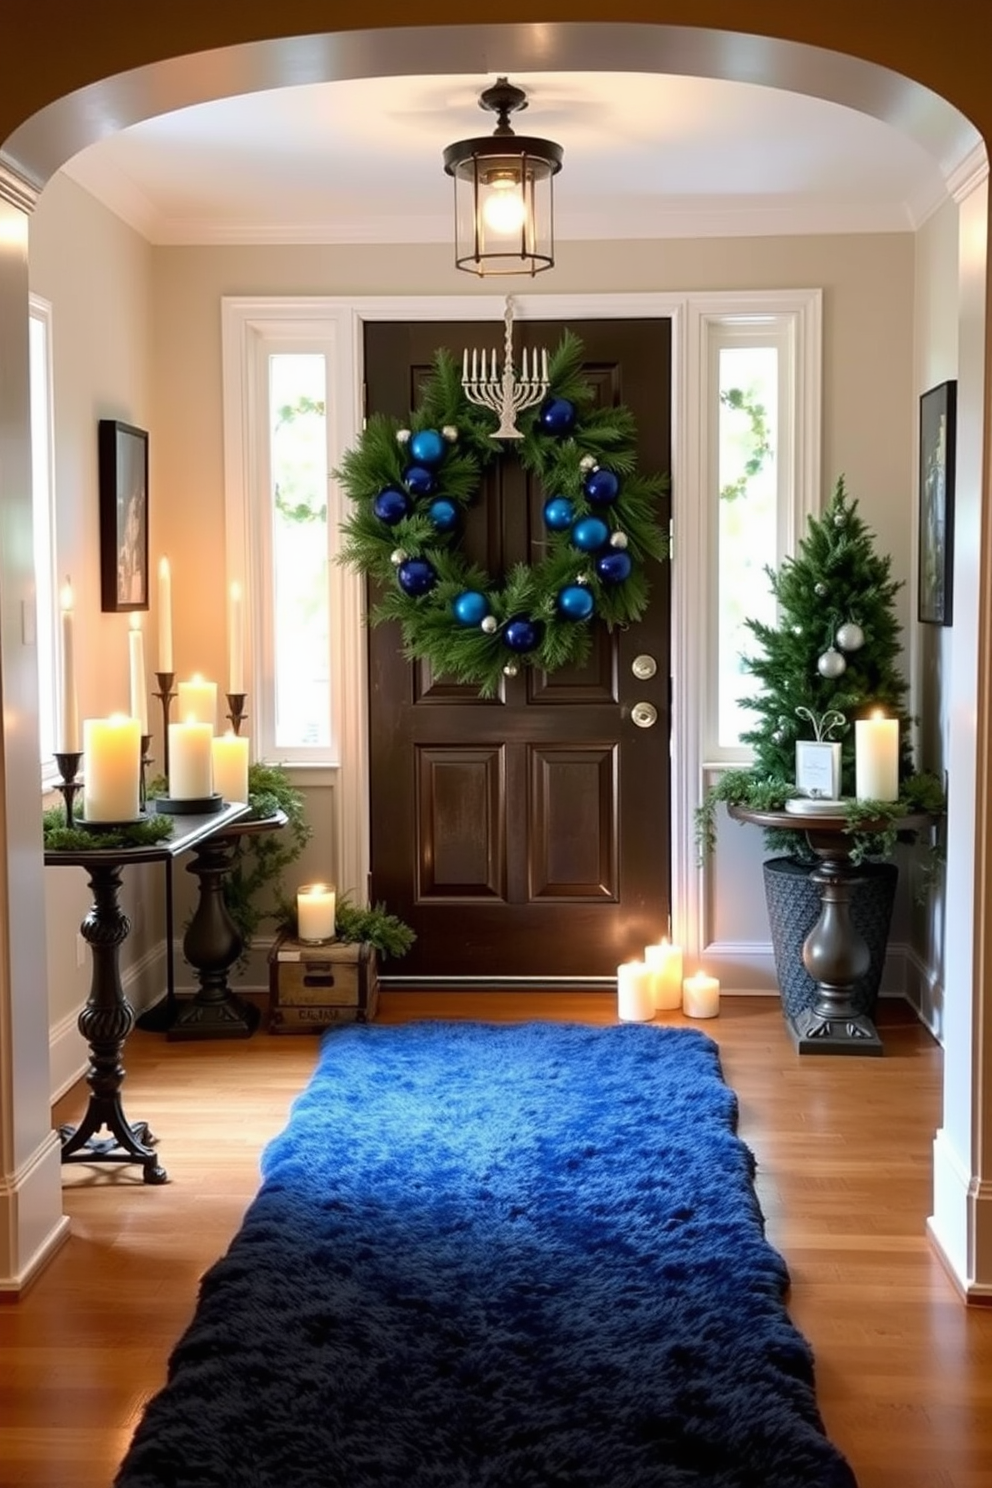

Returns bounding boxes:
[794,706,846,742]
[461,296,549,439]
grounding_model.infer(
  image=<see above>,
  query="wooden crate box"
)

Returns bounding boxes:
[268,933,378,1033]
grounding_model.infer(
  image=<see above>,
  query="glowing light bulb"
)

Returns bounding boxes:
[482,179,526,235]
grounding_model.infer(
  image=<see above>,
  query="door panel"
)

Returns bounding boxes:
[365,319,671,979]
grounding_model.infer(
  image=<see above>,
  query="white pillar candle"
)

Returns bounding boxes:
[128,613,148,734]
[58,578,80,754]
[211,731,249,803]
[168,719,214,799]
[177,675,218,733]
[228,581,245,694]
[645,938,684,1010]
[617,961,656,1022]
[157,556,173,674]
[683,971,721,1020]
[297,883,336,943]
[83,715,141,822]
[855,712,900,802]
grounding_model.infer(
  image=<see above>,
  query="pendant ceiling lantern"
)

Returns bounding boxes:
[443,77,563,277]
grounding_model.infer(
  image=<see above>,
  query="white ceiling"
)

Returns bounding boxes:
[60,70,956,246]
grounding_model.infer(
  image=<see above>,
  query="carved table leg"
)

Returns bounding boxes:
[61,863,168,1183]
[789,853,884,1056]
[168,832,259,1040]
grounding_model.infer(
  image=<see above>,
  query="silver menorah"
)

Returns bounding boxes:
[461,296,549,440]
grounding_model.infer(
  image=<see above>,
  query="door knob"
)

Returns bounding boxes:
[631,701,658,729]
[631,654,657,680]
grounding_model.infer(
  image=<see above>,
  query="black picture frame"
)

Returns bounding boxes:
[918,380,956,626]
[99,419,149,613]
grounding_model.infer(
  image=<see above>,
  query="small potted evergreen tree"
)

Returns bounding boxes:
[696,476,943,1025]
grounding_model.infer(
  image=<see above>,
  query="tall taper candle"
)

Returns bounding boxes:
[58,578,80,754]
[177,675,218,732]
[128,613,148,734]
[228,581,244,694]
[158,556,173,673]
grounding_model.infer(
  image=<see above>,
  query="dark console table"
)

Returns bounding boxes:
[728,803,934,1056]
[45,802,250,1183]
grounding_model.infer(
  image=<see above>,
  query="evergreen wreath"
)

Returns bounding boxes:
[336,330,669,697]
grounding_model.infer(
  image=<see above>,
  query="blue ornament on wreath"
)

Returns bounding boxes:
[409,428,446,467]
[596,550,633,584]
[428,498,458,533]
[558,585,595,621]
[584,467,620,506]
[397,558,438,597]
[543,496,575,532]
[504,616,545,654]
[404,464,437,497]
[571,516,610,552]
[373,486,410,526]
[538,397,577,436]
[453,590,488,626]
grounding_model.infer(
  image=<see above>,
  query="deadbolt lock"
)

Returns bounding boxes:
[631,654,657,680]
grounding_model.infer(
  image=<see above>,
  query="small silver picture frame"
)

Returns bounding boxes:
[795,740,842,799]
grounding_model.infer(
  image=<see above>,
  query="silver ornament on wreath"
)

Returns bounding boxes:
[835,622,864,652]
[390,548,408,566]
[609,531,628,550]
[396,428,411,445]
[817,648,847,679]
[815,582,828,597]
[579,454,597,473]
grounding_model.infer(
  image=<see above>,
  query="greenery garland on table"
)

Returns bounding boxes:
[43,806,174,852]
[336,330,669,697]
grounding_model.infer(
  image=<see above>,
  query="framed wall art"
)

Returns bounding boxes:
[99,419,149,613]
[918,380,956,626]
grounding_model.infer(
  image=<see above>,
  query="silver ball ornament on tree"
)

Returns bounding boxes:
[481,615,498,635]
[836,622,865,652]
[815,582,828,597]
[817,647,847,679]
[609,531,629,549]
[396,428,411,445]
[390,548,408,566]
[503,663,519,677]
[442,425,458,443]
[834,512,847,527]
[579,454,598,473]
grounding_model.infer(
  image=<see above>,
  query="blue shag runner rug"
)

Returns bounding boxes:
[116,1021,857,1487]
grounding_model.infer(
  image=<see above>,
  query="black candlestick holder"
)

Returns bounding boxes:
[154,672,176,777]
[54,750,83,828]
[140,735,152,812]
[226,692,247,736]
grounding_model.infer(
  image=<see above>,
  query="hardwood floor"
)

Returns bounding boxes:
[2,992,991,1487]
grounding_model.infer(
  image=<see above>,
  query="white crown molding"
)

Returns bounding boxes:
[947,141,990,204]
[0,158,40,214]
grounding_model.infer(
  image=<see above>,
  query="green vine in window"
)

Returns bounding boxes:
[720,386,772,502]
[273,394,328,524]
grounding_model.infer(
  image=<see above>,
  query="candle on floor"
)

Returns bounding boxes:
[855,712,899,802]
[211,731,249,803]
[617,961,656,1023]
[228,582,244,695]
[177,674,218,733]
[297,883,336,943]
[58,578,80,754]
[168,719,214,799]
[645,938,683,1010]
[158,556,173,673]
[682,971,721,1020]
[128,613,148,734]
[83,714,142,822]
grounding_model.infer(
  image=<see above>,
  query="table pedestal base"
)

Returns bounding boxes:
[64,862,168,1183]
[795,859,884,1058]
[168,831,258,1041]
[787,1004,884,1056]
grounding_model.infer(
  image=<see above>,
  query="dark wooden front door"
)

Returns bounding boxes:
[365,319,671,980]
